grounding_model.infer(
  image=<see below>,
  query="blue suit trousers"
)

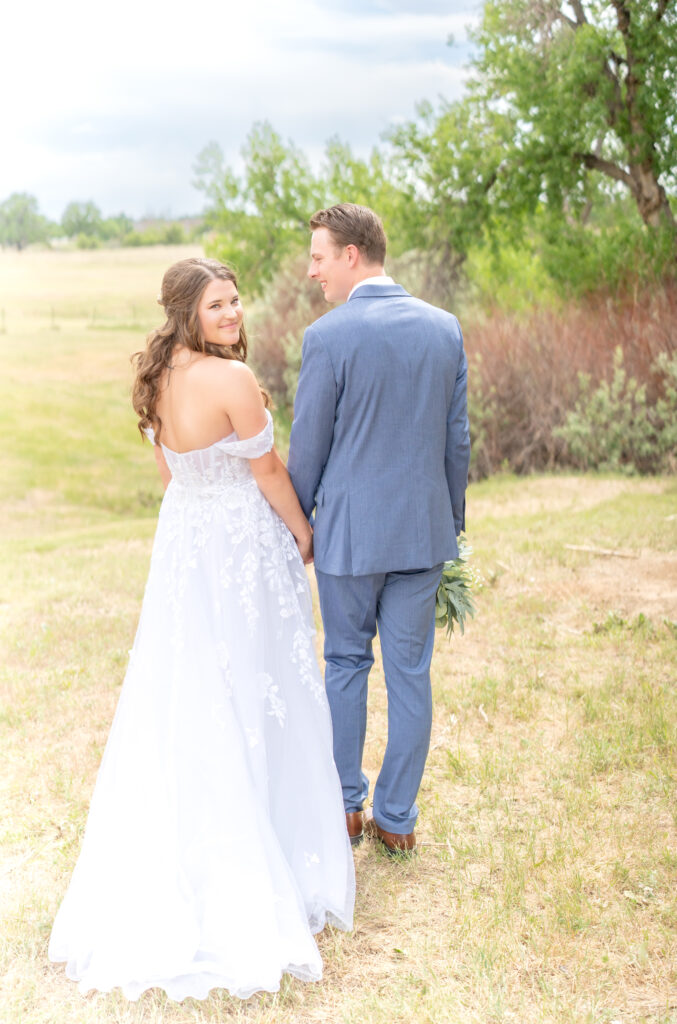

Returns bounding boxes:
[315,564,443,835]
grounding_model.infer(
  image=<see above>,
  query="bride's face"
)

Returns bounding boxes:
[197,279,243,347]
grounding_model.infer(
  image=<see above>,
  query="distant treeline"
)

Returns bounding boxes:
[0,194,204,251]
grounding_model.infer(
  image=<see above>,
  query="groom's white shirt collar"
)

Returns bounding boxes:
[347,275,395,301]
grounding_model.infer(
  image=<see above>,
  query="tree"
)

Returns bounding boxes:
[322,138,406,246]
[101,212,134,241]
[472,0,676,233]
[194,126,409,293]
[61,201,103,239]
[194,124,324,290]
[388,96,512,297]
[0,192,51,250]
[389,0,676,295]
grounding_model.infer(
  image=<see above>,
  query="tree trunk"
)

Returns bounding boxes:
[629,162,675,230]
[610,0,676,235]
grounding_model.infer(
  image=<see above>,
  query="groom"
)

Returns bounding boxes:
[288,203,470,854]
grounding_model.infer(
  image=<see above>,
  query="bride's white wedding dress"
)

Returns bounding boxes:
[49,411,355,1001]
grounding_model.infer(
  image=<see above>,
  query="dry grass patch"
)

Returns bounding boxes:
[3,473,675,1024]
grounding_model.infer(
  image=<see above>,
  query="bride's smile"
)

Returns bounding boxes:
[197,278,243,346]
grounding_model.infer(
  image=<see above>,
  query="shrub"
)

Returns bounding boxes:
[465,283,677,478]
[122,230,145,247]
[163,224,186,244]
[75,232,101,250]
[247,255,327,403]
[554,349,677,474]
[121,224,186,247]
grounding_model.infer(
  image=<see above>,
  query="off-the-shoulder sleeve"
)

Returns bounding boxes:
[143,426,156,445]
[217,409,274,459]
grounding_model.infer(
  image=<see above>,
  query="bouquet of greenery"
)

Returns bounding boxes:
[435,536,477,638]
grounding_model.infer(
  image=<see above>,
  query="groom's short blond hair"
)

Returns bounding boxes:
[309,204,387,266]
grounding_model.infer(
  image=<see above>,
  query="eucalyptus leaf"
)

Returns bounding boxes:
[434,535,478,639]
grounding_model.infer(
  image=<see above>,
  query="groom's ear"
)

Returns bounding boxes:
[345,244,360,267]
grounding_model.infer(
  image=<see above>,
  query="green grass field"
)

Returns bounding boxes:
[1,247,676,1023]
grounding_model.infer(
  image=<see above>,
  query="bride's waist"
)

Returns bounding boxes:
[165,476,261,505]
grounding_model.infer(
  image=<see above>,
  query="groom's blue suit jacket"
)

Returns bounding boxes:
[287,283,470,576]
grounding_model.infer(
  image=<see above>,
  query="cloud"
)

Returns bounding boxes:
[0,0,480,218]
[323,0,480,13]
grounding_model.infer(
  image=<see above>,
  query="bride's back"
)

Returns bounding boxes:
[156,353,234,453]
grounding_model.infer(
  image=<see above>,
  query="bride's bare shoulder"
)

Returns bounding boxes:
[196,356,255,380]
[198,357,259,397]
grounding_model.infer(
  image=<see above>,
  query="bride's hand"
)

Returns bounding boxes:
[296,525,314,565]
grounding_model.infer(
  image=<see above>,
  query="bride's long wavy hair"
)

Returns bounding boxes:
[132,257,268,442]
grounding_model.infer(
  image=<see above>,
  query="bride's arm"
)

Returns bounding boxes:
[250,449,314,562]
[223,362,314,562]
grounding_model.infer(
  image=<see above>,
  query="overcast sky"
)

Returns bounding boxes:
[2,0,481,220]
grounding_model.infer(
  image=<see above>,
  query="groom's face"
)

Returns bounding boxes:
[308,227,353,304]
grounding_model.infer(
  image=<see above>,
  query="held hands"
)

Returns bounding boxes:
[296,523,314,565]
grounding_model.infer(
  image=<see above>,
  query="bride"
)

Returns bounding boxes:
[49,257,355,1002]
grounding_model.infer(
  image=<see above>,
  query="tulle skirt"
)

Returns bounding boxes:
[49,482,354,1001]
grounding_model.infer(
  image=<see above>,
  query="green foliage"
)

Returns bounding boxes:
[535,203,677,296]
[464,199,677,302]
[191,0,676,305]
[472,0,677,229]
[555,347,677,473]
[0,195,188,251]
[121,230,146,248]
[592,611,654,636]
[100,212,134,241]
[194,123,324,291]
[195,125,409,296]
[464,230,560,313]
[323,138,411,259]
[435,536,478,638]
[162,223,186,244]
[191,1,676,304]
[121,222,188,247]
[324,138,388,209]
[61,204,186,248]
[75,232,101,250]
[388,96,512,296]
[61,200,103,239]
[0,192,51,250]
[388,0,677,298]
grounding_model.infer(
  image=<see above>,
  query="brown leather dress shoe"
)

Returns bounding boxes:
[345,811,364,847]
[364,810,416,856]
